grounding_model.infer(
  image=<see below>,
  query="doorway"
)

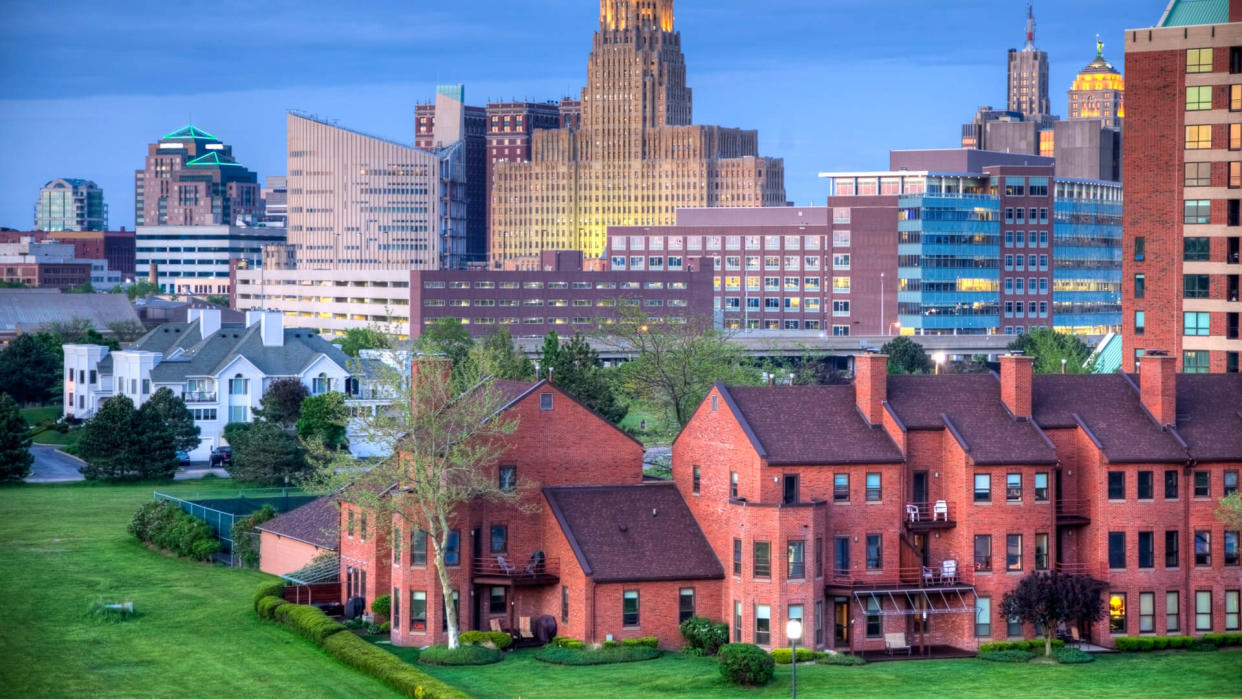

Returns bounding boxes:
[912,471,928,506]
[833,596,851,647]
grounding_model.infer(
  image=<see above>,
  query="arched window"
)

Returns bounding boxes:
[228,373,248,395]
[312,372,331,395]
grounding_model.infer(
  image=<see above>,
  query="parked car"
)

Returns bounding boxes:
[176,451,191,468]
[210,446,232,468]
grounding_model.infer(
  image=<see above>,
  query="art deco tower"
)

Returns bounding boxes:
[1007,3,1052,122]
[489,0,785,266]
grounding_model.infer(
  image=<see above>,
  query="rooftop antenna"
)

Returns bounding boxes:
[1024,2,1036,51]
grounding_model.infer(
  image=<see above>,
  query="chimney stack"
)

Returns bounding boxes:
[1139,351,1178,427]
[411,355,453,417]
[854,353,888,425]
[999,353,1034,418]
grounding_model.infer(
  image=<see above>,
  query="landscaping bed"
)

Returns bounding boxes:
[534,644,661,665]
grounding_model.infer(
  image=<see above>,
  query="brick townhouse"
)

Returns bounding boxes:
[673,352,1242,653]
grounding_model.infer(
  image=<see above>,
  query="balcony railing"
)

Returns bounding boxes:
[472,555,560,586]
[1056,498,1090,526]
[1053,561,1089,575]
[830,564,973,590]
[182,391,217,403]
[904,501,956,530]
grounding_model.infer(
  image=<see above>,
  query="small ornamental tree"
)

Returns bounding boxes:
[143,387,201,454]
[256,378,309,428]
[880,336,933,375]
[0,393,34,480]
[999,571,1108,657]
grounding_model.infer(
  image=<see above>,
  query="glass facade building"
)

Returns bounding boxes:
[34,178,107,232]
[1053,179,1123,334]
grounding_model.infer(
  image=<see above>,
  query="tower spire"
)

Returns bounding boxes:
[1025,2,1035,51]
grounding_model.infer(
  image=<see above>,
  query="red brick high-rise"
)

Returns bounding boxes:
[134,125,262,228]
[1123,1,1242,372]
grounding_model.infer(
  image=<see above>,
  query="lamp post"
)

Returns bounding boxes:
[932,352,947,375]
[786,618,803,699]
[879,272,885,336]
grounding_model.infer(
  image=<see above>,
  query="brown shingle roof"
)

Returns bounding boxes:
[543,483,723,583]
[722,384,904,465]
[887,374,1058,465]
[256,496,340,550]
[1173,374,1242,462]
[1032,374,1187,463]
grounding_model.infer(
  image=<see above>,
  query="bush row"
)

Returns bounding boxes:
[978,639,1064,653]
[458,630,513,650]
[1053,647,1094,664]
[548,636,586,649]
[128,500,221,561]
[417,644,502,666]
[534,644,661,665]
[252,582,467,698]
[718,643,776,687]
[680,616,729,655]
[978,649,1034,663]
[769,648,817,664]
[1115,633,1242,651]
[815,652,866,666]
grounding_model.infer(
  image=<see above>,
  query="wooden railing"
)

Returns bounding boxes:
[830,564,973,590]
[904,501,956,527]
[472,555,560,583]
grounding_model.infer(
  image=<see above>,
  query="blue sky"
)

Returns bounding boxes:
[0,1,1162,230]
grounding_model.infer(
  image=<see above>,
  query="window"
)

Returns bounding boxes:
[1235,123,1242,150]
[444,529,460,566]
[1185,236,1212,260]
[1109,532,1126,569]
[1196,591,1213,631]
[410,590,427,631]
[623,590,639,626]
[562,586,569,623]
[1168,591,1181,632]
[1186,124,1212,149]
[1109,593,1127,633]
[1184,312,1212,337]
[360,512,368,542]
[754,541,771,578]
[783,474,798,504]
[734,601,743,642]
[733,538,742,575]
[1034,472,1048,502]
[692,466,701,494]
[1108,472,1125,500]
[1234,161,1242,188]
[755,604,771,645]
[229,374,248,395]
[976,597,992,637]
[815,537,823,578]
[788,603,804,645]
[1138,531,1154,569]
[1227,590,1240,630]
[1135,236,1145,261]
[489,586,507,614]
[347,509,355,538]
[1195,530,1211,566]
[1226,470,1239,496]
[1138,471,1154,499]
[1226,530,1240,566]
[974,473,991,502]
[499,465,516,493]
[1035,533,1049,570]
[1006,534,1022,571]
[729,471,738,498]
[1187,85,1213,110]
[866,534,882,569]
[1185,350,1211,373]
[1006,473,1022,502]
[411,529,427,566]
[1165,470,1179,499]
[1135,273,1146,299]
[974,535,992,571]
[787,540,805,579]
[679,588,696,623]
[1139,592,1155,633]
[835,536,850,576]
[865,473,881,501]
[490,525,507,553]
[1194,471,1211,498]
[832,300,850,316]
[1186,162,1213,186]
[229,405,247,423]
[815,600,824,646]
[1187,47,1213,73]
[1007,615,1022,638]
[539,392,553,410]
[1166,530,1181,568]
[866,597,882,638]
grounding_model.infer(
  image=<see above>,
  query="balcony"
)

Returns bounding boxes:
[904,501,956,531]
[181,391,217,403]
[829,564,973,592]
[1053,561,1089,575]
[472,554,559,587]
[1056,498,1090,527]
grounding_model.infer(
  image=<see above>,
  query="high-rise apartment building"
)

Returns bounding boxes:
[34,178,107,232]
[488,0,785,266]
[1122,0,1242,373]
[283,111,467,270]
[1008,3,1052,123]
[134,126,263,227]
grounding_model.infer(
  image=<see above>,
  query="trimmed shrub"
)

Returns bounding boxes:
[284,604,347,644]
[253,581,286,613]
[621,636,659,648]
[718,643,775,687]
[1168,635,1192,649]
[1152,637,1169,650]
[128,500,221,561]
[603,640,619,649]
[679,616,729,656]
[534,644,661,665]
[371,594,391,619]
[322,631,469,699]
[979,640,1063,653]
[379,622,391,633]
[417,644,502,666]
[815,652,866,666]
[978,649,1034,662]
[770,648,816,664]
[548,636,586,649]
[1054,647,1094,664]
[256,595,289,621]
[1188,640,1219,652]
[459,630,513,650]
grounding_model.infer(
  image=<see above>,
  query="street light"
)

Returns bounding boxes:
[786,618,803,699]
[932,352,947,375]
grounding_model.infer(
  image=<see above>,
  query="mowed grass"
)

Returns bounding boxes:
[0,481,398,698]
[21,405,80,445]
[414,646,1242,699]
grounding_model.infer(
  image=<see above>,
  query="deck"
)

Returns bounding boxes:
[857,644,977,663]
[472,555,560,587]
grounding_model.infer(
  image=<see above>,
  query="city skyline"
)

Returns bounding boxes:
[0,1,1156,231]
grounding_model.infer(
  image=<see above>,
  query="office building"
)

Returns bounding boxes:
[489,0,785,266]
[1008,3,1053,124]
[1069,39,1125,126]
[261,176,288,228]
[134,125,263,227]
[0,238,94,290]
[233,267,414,338]
[136,224,285,296]
[34,178,107,232]
[0,229,135,278]
[1122,0,1242,373]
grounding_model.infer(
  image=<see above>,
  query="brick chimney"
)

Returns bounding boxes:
[1139,351,1178,427]
[411,355,453,416]
[999,353,1034,418]
[854,353,888,425]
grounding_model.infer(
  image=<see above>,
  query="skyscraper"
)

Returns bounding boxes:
[134,126,263,227]
[489,0,785,267]
[1068,38,1125,127]
[1122,0,1242,373]
[34,178,107,232]
[1008,3,1052,123]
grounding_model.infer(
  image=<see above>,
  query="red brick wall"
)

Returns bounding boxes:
[591,580,723,649]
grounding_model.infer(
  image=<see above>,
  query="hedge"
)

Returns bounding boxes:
[718,643,775,687]
[621,636,659,648]
[253,581,286,613]
[371,594,391,619]
[978,639,1063,653]
[978,649,1034,663]
[770,648,816,664]
[128,500,221,561]
[814,652,866,666]
[548,636,586,649]
[1112,635,1238,651]
[284,604,348,644]
[256,595,289,621]
[417,644,503,666]
[1053,647,1094,664]
[459,630,513,650]
[534,645,661,665]
[322,631,469,699]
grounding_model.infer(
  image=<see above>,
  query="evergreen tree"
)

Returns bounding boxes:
[548,333,627,423]
[133,401,180,480]
[0,334,59,404]
[879,336,934,375]
[229,420,308,485]
[78,395,137,480]
[540,330,561,379]
[255,378,309,428]
[296,392,350,450]
[143,387,201,453]
[470,328,535,382]
[1007,328,1094,374]
[0,393,34,481]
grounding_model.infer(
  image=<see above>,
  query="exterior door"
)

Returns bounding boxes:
[834,596,850,647]
[913,471,928,505]
[471,527,482,561]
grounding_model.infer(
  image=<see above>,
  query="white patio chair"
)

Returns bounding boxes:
[933,500,949,521]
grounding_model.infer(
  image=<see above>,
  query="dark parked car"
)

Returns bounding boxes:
[176,451,191,468]
[210,446,232,467]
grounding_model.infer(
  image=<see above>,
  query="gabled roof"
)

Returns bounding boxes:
[1171,374,1242,462]
[1032,374,1187,463]
[719,384,904,465]
[256,496,339,550]
[543,483,723,583]
[887,375,1058,465]
[129,320,352,383]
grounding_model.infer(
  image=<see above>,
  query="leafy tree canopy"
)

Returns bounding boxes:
[999,571,1107,657]
[544,332,627,423]
[469,328,535,382]
[332,327,392,357]
[255,377,309,428]
[296,391,350,450]
[123,280,161,300]
[879,336,933,375]
[0,334,60,404]
[0,393,34,480]
[143,387,201,453]
[1007,328,1094,374]
[1218,492,1242,530]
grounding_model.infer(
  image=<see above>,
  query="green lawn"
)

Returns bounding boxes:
[20,405,80,446]
[0,480,398,698]
[617,402,677,446]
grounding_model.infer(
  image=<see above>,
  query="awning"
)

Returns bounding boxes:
[853,586,977,616]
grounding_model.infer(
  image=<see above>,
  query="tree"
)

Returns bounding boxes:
[999,571,1108,657]
[65,281,95,294]
[545,332,627,423]
[604,308,759,427]
[43,317,92,344]
[540,331,561,379]
[791,356,848,385]
[296,392,350,450]
[226,420,308,485]
[1008,328,1094,374]
[0,393,34,481]
[78,394,180,481]
[333,327,392,358]
[1218,492,1242,530]
[304,357,521,648]
[106,320,148,344]
[143,387,201,453]
[131,401,181,480]
[230,504,278,568]
[255,378,309,428]
[0,334,60,404]
[124,280,161,300]
[416,319,475,386]
[469,328,535,382]
[205,295,230,308]
[880,336,933,375]
[0,280,29,289]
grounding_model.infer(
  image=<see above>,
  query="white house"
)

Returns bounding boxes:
[63,308,379,461]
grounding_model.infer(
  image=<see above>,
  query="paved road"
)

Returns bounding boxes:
[27,446,230,482]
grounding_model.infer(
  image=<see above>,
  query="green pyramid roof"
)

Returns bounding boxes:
[186,151,241,167]
[162,125,218,140]
[1160,0,1229,27]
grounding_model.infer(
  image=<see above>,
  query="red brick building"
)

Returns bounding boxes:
[0,229,136,278]
[1122,2,1242,372]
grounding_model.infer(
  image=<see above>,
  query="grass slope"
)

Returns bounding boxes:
[21,406,80,446]
[0,481,397,698]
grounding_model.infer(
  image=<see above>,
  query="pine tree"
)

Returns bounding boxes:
[143,387,201,453]
[0,334,59,404]
[78,395,137,480]
[549,333,627,424]
[133,401,180,480]
[0,393,34,481]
